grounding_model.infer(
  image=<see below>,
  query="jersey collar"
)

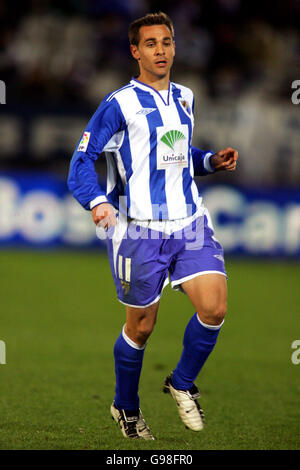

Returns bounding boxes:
[130,78,171,106]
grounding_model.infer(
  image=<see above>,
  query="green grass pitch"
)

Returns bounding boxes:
[0,250,299,450]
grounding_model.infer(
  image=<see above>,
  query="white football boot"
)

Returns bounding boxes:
[163,373,205,431]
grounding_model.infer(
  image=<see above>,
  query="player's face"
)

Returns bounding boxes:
[130,24,175,81]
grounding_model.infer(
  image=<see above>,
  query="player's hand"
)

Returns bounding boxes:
[210,147,238,172]
[91,203,117,230]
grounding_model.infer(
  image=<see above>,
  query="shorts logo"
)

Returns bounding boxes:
[214,254,224,262]
[78,131,90,152]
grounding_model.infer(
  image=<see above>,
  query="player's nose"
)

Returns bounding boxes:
[155,43,165,55]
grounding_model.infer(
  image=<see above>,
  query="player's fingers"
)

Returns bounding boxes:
[218,148,238,161]
[99,219,108,228]
[98,211,108,221]
[92,215,102,226]
[110,215,118,226]
[224,157,235,166]
[106,215,117,227]
[225,152,238,165]
[215,149,228,159]
[226,162,237,171]
[92,211,107,226]
[232,150,238,161]
[219,158,234,168]
[99,213,117,230]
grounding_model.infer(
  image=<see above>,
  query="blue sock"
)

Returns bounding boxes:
[113,326,146,411]
[172,313,223,390]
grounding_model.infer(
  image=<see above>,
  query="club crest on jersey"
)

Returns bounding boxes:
[136,108,157,116]
[78,131,90,152]
[180,100,191,115]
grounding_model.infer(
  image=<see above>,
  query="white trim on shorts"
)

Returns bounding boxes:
[171,270,227,290]
[118,276,169,308]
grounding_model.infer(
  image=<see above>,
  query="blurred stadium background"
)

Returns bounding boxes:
[0,0,299,450]
[1,0,300,252]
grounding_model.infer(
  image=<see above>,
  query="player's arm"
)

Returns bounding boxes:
[191,147,215,176]
[192,146,238,176]
[67,97,125,228]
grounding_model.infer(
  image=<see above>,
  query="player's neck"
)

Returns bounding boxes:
[136,72,170,91]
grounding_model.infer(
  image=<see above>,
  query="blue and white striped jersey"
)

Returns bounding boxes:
[68,78,215,220]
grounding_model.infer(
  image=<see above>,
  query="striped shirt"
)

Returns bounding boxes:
[68,78,214,220]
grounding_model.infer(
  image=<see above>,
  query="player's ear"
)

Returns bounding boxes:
[130,44,140,61]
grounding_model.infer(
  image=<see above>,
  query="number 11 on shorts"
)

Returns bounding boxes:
[118,255,131,282]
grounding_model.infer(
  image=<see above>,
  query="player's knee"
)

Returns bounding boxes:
[136,321,156,343]
[126,302,159,345]
[213,305,226,325]
[126,321,155,346]
[199,300,227,326]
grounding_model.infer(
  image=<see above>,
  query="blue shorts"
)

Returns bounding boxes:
[106,209,226,308]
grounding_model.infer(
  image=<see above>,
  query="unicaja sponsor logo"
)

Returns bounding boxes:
[0,340,6,364]
[0,80,6,104]
[162,153,185,163]
[160,130,187,167]
[160,130,186,151]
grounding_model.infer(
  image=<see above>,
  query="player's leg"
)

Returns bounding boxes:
[106,217,170,438]
[164,273,226,431]
[169,210,227,390]
[172,273,227,390]
[164,210,227,430]
[114,301,160,409]
[111,301,159,440]
[183,272,227,325]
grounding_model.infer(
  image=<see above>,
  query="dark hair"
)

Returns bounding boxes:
[129,12,174,46]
